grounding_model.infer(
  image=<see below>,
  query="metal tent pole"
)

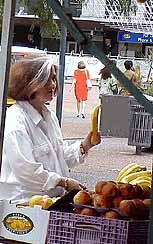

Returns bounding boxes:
[56,0,68,127]
[0,0,16,172]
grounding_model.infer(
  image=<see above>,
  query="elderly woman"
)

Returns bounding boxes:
[0,57,100,202]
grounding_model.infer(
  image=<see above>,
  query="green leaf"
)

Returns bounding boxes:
[19,0,60,38]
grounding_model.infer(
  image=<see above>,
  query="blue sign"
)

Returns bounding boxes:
[118,31,153,43]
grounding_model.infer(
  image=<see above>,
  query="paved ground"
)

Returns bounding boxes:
[50,81,153,191]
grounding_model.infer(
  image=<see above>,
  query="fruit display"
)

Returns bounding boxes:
[28,195,59,209]
[72,180,151,220]
[116,163,152,187]
[90,104,101,143]
[28,163,151,220]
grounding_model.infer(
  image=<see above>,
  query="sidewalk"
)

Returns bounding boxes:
[52,81,153,190]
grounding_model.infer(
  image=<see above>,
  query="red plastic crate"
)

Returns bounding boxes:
[46,211,129,244]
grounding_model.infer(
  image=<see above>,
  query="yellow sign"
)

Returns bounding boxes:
[123,33,130,39]
[7,97,16,105]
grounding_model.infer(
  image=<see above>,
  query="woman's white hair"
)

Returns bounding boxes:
[30,57,56,86]
[8,56,59,100]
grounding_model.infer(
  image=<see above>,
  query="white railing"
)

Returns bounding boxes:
[46,51,152,82]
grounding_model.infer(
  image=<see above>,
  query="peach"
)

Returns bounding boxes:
[93,194,112,208]
[73,190,91,205]
[104,210,121,219]
[81,208,97,216]
[119,200,136,217]
[95,181,107,195]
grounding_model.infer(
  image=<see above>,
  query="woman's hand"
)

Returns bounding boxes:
[65,178,86,191]
[57,177,86,191]
[81,132,101,153]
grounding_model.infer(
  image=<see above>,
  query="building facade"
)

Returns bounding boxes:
[14,0,153,58]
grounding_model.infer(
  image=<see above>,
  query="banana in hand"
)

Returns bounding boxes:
[90,105,101,144]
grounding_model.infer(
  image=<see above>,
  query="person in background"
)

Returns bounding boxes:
[0,57,101,202]
[98,67,118,100]
[27,33,35,48]
[118,60,137,95]
[70,61,90,119]
[124,60,137,83]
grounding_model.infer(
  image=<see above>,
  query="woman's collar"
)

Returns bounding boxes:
[17,101,51,125]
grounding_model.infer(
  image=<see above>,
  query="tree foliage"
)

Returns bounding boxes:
[119,0,139,16]
[0,0,60,38]
[20,0,85,38]
[20,0,60,38]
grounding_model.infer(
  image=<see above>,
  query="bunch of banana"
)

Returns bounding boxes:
[116,163,152,188]
[116,163,146,182]
[130,175,152,187]
[90,104,101,144]
[121,170,151,184]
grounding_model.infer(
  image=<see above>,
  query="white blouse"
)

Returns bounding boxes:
[0,101,85,202]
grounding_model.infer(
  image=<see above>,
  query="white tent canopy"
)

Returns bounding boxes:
[81,0,153,34]
[0,46,47,56]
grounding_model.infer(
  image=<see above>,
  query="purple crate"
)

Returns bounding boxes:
[127,221,149,244]
[46,211,149,244]
[46,211,129,244]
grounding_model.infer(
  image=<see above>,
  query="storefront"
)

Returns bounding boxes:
[118,31,153,58]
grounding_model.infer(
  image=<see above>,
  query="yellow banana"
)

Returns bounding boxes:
[90,105,101,143]
[116,163,137,182]
[120,170,151,183]
[52,197,60,203]
[130,176,151,185]
[116,164,146,183]
[29,195,43,207]
[135,180,151,188]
